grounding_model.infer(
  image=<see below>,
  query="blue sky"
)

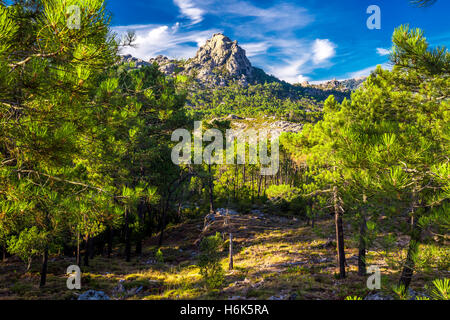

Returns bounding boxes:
[108,0,450,83]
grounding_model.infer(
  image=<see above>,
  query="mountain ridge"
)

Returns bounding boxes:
[120,33,364,92]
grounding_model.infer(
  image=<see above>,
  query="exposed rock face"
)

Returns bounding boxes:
[120,54,151,68]
[183,33,253,86]
[120,33,365,94]
[124,33,275,87]
[300,77,366,92]
[149,55,180,76]
[340,77,366,91]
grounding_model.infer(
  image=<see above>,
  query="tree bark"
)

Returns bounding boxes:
[76,231,81,266]
[124,208,131,262]
[158,198,170,247]
[358,195,367,276]
[358,215,367,276]
[83,237,90,266]
[89,236,95,259]
[257,175,262,198]
[208,164,215,214]
[135,201,145,255]
[333,186,346,279]
[39,247,48,287]
[399,213,422,290]
[107,227,113,258]
[229,233,234,270]
[1,245,6,262]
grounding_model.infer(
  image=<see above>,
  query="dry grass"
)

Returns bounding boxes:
[0,212,447,300]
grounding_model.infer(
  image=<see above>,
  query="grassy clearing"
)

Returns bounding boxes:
[0,212,447,300]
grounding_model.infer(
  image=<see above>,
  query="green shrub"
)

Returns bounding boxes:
[429,278,449,300]
[155,248,164,264]
[198,232,224,289]
[266,185,305,214]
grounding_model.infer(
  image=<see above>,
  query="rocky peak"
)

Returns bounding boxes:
[121,34,278,87]
[184,33,253,86]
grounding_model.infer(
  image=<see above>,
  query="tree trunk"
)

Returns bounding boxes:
[158,198,170,247]
[83,237,90,267]
[1,245,6,262]
[135,201,145,255]
[96,235,105,256]
[89,236,95,259]
[208,164,214,214]
[257,175,262,198]
[234,165,238,201]
[333,186,346,279]
[145,205,153,238]
[399,213,422,290]
[107,227,113,259]
[358,195,367,276]
[358,215,367,276]
[39,247,48,287]
[124,208,131,262]
[76,231,81,266]
[251,172,254,203]
[229,233,234,270]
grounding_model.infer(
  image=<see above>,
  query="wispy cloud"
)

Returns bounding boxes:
[269,56,310,84]
[218,1,314,33]
[173,0,205,25]
[113,23,221,60]
[112,1,337,83]
[262,38,337,84]
[241,42,270,57]
[376,47,390,56]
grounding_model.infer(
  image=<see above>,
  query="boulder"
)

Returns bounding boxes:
[78,290,110,300]
[364,292,394,300]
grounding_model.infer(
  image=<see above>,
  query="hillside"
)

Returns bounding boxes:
[1,210,445,300]
[121,33,360,117]
[1,0,448,305]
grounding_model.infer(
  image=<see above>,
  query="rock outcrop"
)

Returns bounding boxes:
[183,33,253,86]
[120,33,365,95]
[148,55,180,75]
[121,33,276,87]
[120,54,151,68]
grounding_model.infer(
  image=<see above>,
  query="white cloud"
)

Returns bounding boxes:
[220,1,314,32]
[173,0,205,25]
[270,57,309,84]
[297,75,310,83]
[113,23,221,60]
[376,47,390,56]
[264,38,337,84]
[241,42,269,57]
[312,39,336,64]
[112,2,336,84]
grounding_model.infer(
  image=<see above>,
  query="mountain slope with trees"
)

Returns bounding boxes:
[0,0,448,301]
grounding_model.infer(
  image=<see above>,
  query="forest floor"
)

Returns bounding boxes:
[0,211,448,300]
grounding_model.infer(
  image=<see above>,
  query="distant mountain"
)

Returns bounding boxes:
[120,33,365,103]
[121,33,285,87]
[298,77,366,92]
